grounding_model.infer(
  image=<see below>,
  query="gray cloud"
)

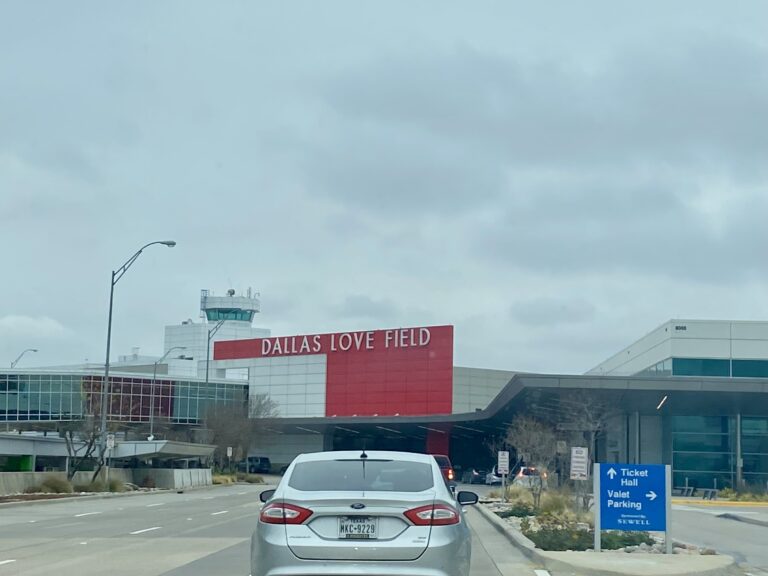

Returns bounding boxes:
[511,298,596,327]
[1,1,767,374]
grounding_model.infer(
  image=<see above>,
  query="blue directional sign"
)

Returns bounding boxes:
[599,463,667,531]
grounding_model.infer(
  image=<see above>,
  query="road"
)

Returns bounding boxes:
[0,483,545,576]
[672,502,768,575]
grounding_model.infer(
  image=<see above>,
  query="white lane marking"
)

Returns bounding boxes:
[0,560,17,566]
[187,518,193,521]
[534,571,551,576]
[80,542,87,545]
[237,491,247,495]
[211,511,229,516]
[129,526,162,535]
[75,512,102,517]
[28,520,36,523]
[146,503,164,507]
[202,496,214,500]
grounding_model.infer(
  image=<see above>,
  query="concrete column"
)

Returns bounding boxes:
[634,411,641,464]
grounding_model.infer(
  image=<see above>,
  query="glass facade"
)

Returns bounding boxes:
[205,308,254,322]
[672,415,768,490]
[637,357,768,378]
[0,372,247,425]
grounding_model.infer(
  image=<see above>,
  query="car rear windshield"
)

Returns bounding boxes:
[433,456,451,467]
[288,459,434,492]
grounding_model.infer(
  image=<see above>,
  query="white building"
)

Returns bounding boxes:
[165,289,270,378]
[587,319,768,378]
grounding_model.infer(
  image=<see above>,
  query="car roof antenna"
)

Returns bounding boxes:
[360,441,368,459]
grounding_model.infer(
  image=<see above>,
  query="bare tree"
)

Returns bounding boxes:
[204,393,277,471]
[59,416,100,481]
[505,416,558,507]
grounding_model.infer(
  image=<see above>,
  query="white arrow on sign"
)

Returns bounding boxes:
[646,491,657,501]
[607,468,617,480]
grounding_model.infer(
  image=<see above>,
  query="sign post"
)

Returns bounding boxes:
[106,434,115,485]
[594,463,672,553]
[570,447,589,481]
[498,451,509,502]
[227,446,233,473]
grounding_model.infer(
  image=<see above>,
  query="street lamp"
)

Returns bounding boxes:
[149,346,186,439]
[10,348,38,368]
[99,240,176,465]
[205,319,226,386]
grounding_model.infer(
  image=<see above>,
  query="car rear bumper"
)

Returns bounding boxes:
[252,523,471,576]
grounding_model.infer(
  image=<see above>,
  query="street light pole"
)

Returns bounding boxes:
[149,346,186,439]
[99,240,176,469]
[10,348,38,368]
[205,319,226,386]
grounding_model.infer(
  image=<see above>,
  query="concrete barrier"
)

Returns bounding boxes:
[1,468,210,494]
[0,472,68,494]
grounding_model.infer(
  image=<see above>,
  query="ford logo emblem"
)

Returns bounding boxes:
[350,503,366,510]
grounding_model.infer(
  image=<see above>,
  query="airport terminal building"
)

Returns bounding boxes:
[3,293,768,491]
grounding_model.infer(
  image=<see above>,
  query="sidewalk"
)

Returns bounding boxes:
[473,503,739,576]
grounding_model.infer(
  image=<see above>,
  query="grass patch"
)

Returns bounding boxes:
[213,474,236,485]
[40,477,73,494]
[235,473,264,484]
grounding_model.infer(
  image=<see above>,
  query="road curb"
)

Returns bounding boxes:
[718,512,768,528]
[0,482,261,509]
[474,503,740,576]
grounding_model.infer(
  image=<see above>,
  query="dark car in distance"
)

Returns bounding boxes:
[241,456,271,474]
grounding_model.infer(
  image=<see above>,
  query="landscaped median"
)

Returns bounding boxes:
[475,487,738,576]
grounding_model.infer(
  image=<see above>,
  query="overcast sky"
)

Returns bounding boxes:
[2,1,768,374]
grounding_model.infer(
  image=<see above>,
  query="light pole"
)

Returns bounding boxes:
[99,240,176,467]
[149,346,186,440]
[10,348,38,368]
[205,319,226,386]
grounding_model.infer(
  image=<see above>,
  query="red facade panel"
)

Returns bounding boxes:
[215,325,454,417]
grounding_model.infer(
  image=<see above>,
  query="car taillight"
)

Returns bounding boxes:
[447,469,454,481]
[404,504,459,526]
[259,503,313,525]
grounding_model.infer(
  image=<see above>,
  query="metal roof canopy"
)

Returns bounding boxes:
[0,435,215,461]
[111,440,216,460]
[257,373,768,437]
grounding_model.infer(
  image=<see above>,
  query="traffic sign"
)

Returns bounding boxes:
[226,446,233,458]
[594,463,672,553]
[570,447,589,480]
[497,451,510,475]
[106,434,115,450]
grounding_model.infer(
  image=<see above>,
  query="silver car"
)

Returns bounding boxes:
[251,450,478,576]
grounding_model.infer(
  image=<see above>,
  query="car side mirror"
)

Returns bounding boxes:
[260,489,276,503]
[457,491,478,506]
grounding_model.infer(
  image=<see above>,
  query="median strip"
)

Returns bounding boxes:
[130,526,162,535]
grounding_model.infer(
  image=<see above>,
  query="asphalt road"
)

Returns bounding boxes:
[672,502,768,575]
[0,483,543,576]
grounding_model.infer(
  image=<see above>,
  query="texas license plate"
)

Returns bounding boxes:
[338,516,377,539]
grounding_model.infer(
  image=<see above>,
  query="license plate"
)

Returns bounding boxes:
[338,516,377,539]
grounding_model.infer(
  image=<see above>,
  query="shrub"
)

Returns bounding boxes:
[524,525,593,551]
[108,479,126,493]
[40,477,73,494]
[505,486,534,504]
[496,502,535,518]
[23,485,41,494]
[213,474,235,485]
[601,531,654,550]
